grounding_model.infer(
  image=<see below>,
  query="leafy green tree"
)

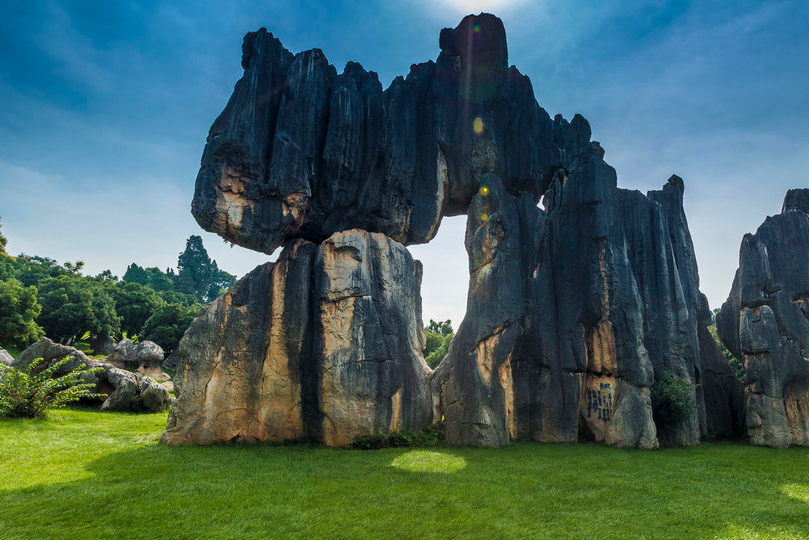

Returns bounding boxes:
[206,261,236,301]
[0,279,44,349]
[122,264,175,292]
[37,274,120,344]
[113,282,165,339]
[175,235,213,301]
[13,255,68,288]
[157,289,202,309]
[0,357,102,418]
[423,319,454,369]
[426,319,453,335]
[140,303,198,354]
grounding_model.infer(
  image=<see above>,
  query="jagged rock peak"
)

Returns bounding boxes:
[192,14,594,256]
[717,188,809,447]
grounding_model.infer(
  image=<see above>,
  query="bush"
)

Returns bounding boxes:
[351,424,444,450]
[651,370,697,428]
[0,357,102,419]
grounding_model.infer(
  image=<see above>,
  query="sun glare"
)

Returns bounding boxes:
[439,0,526,14]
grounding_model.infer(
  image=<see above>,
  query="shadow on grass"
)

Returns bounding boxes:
[1,441,808,540]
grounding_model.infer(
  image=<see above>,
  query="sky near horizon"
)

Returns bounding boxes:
[1,0,807,327]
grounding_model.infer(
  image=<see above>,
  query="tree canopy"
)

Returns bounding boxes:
[0,278,44,349]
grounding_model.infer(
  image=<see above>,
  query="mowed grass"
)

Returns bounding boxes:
[1,410,808,540]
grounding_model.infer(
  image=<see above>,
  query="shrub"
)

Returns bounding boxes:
[351,424,444,450]
[651,370,697,428]
[0,357,102,419]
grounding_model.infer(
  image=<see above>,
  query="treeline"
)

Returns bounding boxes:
[0,219,234,355]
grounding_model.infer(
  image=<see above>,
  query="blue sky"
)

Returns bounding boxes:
[1,0,807,326]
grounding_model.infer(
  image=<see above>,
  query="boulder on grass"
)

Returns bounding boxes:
[11,338,170,413]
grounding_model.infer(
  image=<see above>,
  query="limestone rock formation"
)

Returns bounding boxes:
[107,339,164,371]
[717,189,809,447]
[162,230,432,445]
[13,338,170,413]
[192,14,590,256]
[169,13,744,448]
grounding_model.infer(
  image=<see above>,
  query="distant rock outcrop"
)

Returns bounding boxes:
[167,13,745,447]
[13,338,170,413]
[107,339,164,371]
[717,189,809,447]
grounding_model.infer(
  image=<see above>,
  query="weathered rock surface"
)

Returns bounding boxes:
[717,189,809,447]
[12,338,170,413]
[0,347,14,366]
[162,230,432,445]
[192,14,591,255]
[107,339,165,371]
[172,13,744,448]
[433,151,728,448]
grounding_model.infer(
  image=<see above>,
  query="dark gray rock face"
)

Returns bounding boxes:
[192,14,591,255]
[717,189,809,447]
[434,152,726,448]
[12,338,169,413]
[172,13,743,448]
[162,231,433,445]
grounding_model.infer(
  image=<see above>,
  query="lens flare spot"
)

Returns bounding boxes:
[473,24,481,32]
[479,186,490,197]
[472,117,484,135]
[481,213,489,222]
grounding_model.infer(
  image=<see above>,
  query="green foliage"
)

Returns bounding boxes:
[112,282,165,339]
[207,261,236,302]
[651,370,697,428]
[351,424,444,450]
[140,303,198,354]
[12,255,69,288]
[0,217,6,255]
[156,289,202,309]
[0,357,102,418]
[425,319,453,335]
[175,235,214,301]
[423,319,454,369]
[0,278,44,349]
[709,309,745,383]
[122,263,175,292]
[37,274,121,344]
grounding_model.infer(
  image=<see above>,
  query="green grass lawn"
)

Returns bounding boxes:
[1,409,807,540]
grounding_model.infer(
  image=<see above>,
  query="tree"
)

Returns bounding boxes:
[0,278,44,349]
[175,235,213,301]
[426,319,453,335]
[113,282,165,339]
[140,303,198,354]
[13,255,68,288]
[206,261,236,301]
[122,264,174,292]
[37,274,120,344]
[423,319,454,369]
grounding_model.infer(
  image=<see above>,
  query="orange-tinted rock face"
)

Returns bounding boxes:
[162,232,433,446]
